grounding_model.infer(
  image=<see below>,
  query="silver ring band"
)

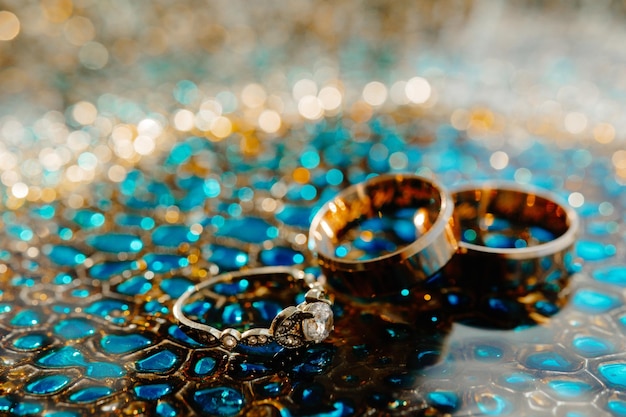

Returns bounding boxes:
[172,266,334,349]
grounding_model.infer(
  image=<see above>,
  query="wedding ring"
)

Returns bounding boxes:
[173,266,333,350]
[443,181,580,291]
[308,174,460,299]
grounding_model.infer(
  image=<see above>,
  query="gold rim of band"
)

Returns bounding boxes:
[450,181,580,259]
[308,173,460,298]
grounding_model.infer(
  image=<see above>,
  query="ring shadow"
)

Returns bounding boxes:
[291,250,576,416]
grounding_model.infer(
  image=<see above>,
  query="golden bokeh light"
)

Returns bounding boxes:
[0,11,20,41]
[293,167,310,184]
[362,81,388,106]
[258,109,281,133]
[41,0,73,23]
[210,116,232,139]
[593,122,615,144]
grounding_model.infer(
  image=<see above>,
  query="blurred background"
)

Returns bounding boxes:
[1,2,624,226]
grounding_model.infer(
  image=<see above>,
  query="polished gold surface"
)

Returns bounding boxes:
[443,181,580,301]
[452,181,579,259]
[308,174,460,299]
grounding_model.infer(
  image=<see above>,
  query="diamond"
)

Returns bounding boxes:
[302,302,333,343]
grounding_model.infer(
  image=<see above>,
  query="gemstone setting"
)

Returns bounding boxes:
[302,302,333,343]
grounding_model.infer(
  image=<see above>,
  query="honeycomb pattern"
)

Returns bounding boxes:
[0,114,623,417]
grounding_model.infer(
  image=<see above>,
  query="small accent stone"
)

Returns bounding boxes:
[258,335,267,344]
[283,320,292,328]
[302,302,333,343]
[222,335,237,348]
[248,336,257,345]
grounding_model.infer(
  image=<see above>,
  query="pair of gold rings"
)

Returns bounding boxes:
[174,174,580,349]
[309,174,580,300]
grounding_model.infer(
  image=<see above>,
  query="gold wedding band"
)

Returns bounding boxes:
[308,174,460,299]
[443,181,580,291]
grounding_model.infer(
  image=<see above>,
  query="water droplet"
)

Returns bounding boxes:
[498,372,536,391]
[576,240,616,261]
[156,401,177,417]
[292,345,335,376]
[207,245,248,270]
[255,380,283,398]
[100,334,152,354]
[89,260,137,280]
[192,386,244,416]
[84,299,129,323]
[230,359,271,380]
[12,333,49,350]
[587,220,618,236]
[53,318,96,340]
[116,276,152,296]
[572,289,621,313]
[260,247,305,266]
[252,300,282,324]
[275,205,313,228]
[11,401,43,416]
[145,300,168,315]
[483,234,517,249]
[144,253,189,273]
[222,303,244,326]
[546,379,594,400]
[160,277,194,298]
[86,233,143,253]
[194,357,217,376]
[25,375,73,395]
[215,217,273,243]
[593,265,626,287]
[476,393,513,415]
[523,351,581,372]
[44,245,86,267]
[134,383,173,400]
[31,204,55,219]
[0,396,11,412]
[426,391,459,413]
[183,300,212,319]
[72,209,105,228]
[473,344,504,362]
[136,350,179,372]
[86,362,126,379]
[68,386,113,403]
[6,224,34,241]
[53,273,74,285]
[37,346,87,368]
[598,362,626,389]
[608,399,626,416]
[572,336,614,357]
[115,213,155,230]
[166,142,192,166]
[168,325,203,347]
[11,309,42,327]
[294,383,325,407]
[152,225,199,247]
[213,279,249,296]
